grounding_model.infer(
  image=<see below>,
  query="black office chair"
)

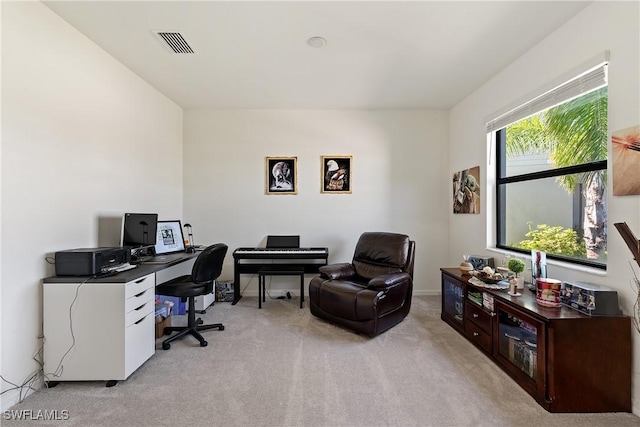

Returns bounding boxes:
[156,243,228,350]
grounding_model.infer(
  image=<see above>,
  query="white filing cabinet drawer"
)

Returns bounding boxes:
[125,307,155,377]
[124,273,155,377]
[126,273,155,299]
[125,274,155,320]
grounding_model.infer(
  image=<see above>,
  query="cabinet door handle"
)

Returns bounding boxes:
[473,332,479,337]
[473,313,479,318]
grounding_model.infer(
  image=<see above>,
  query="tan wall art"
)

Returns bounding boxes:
[612,125,640,196]
[453,166,480,214]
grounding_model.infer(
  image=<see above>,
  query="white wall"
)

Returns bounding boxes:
[0,2,184,409]
[183,109,450,295]
[449,1,640,413]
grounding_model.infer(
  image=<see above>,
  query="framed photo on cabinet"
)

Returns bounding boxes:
[266,156,297,195]
[321,155,352,194]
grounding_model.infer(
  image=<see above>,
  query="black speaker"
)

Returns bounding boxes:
[467,256,494,270]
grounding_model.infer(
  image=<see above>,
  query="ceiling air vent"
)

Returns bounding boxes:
[153,31,195,54]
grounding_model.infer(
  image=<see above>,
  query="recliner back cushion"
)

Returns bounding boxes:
[352,232,409,280]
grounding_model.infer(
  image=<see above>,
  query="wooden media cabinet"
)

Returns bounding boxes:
[441,268,631,413]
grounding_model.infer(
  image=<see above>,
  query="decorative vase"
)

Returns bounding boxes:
[516,276,524,290]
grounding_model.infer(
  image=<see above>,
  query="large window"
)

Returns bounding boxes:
[491,64,608,269]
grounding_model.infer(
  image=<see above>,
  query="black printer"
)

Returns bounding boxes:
[54,247,130,276]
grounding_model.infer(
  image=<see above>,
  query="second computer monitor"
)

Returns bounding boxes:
[155,220,186,254]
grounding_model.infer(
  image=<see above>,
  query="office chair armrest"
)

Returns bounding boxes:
[319,263,356,280]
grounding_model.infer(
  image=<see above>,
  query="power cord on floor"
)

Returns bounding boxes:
[0,277,88,402]
[264,276,295,300]
[0,335,46,404]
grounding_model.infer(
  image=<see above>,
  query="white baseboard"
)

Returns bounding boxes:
[244,288,441,298]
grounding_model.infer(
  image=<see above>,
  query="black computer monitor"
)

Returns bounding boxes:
[121,213,158,248]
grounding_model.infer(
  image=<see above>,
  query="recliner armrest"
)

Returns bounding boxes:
[367,272,411,290]
[319,263,357,280]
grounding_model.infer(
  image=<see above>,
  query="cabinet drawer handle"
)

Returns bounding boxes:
[134,314,149,325]
[135,289,148,298]
[135,302,148,311]
[473,313,479,318]
[135,278,147,284]
[473,332,479,337]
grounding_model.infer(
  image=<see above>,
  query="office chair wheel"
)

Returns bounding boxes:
[219,325,225,331]
[197,318,204,325]
[162,342,171,350]
[200,340,208,347]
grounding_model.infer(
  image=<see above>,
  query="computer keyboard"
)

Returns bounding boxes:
[102,263,137,274]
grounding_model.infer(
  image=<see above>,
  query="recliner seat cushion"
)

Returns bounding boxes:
[314,280,378,321]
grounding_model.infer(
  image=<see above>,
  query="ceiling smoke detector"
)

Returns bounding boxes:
[152,31,195,54]
[307,36,327,48]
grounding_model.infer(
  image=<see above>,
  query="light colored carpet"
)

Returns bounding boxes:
[4,296,640,427]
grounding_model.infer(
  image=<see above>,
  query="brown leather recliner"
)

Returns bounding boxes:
[309,232,415,337]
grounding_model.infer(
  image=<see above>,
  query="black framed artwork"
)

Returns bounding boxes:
[321,155,352,194]
[266,156,297,195]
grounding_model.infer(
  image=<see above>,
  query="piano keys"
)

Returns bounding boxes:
[232,247,329,304]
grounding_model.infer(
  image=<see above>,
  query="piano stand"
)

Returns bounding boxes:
[258,268,305,309]
[232,246,328,305]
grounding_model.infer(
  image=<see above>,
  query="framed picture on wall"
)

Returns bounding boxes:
[612,124,640,196]
[453,166,480,214]
[266,156,297,195]
[321,155,352,194]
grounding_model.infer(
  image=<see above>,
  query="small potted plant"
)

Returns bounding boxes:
[507,258,526,290]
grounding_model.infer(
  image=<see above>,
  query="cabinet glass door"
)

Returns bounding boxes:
[442,275,464,326]
[495,304,542,384]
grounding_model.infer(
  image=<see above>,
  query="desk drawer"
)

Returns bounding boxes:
[465,301,492,333]
[465,322,492,353]
[125,286,154,313]
[124,311,154,378]
[156,259,195,285]
[125,274,155,299]
[125,298,154,327]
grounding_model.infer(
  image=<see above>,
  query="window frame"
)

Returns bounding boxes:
[495,127,608,270]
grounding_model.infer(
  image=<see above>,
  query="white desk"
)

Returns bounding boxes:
[42,254,198,384]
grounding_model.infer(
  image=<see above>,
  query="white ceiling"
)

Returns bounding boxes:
[43,1,592,110]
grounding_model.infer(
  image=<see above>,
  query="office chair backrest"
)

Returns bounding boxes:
[191,243,228,284]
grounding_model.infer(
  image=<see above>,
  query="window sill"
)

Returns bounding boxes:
[486,248,606,277]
